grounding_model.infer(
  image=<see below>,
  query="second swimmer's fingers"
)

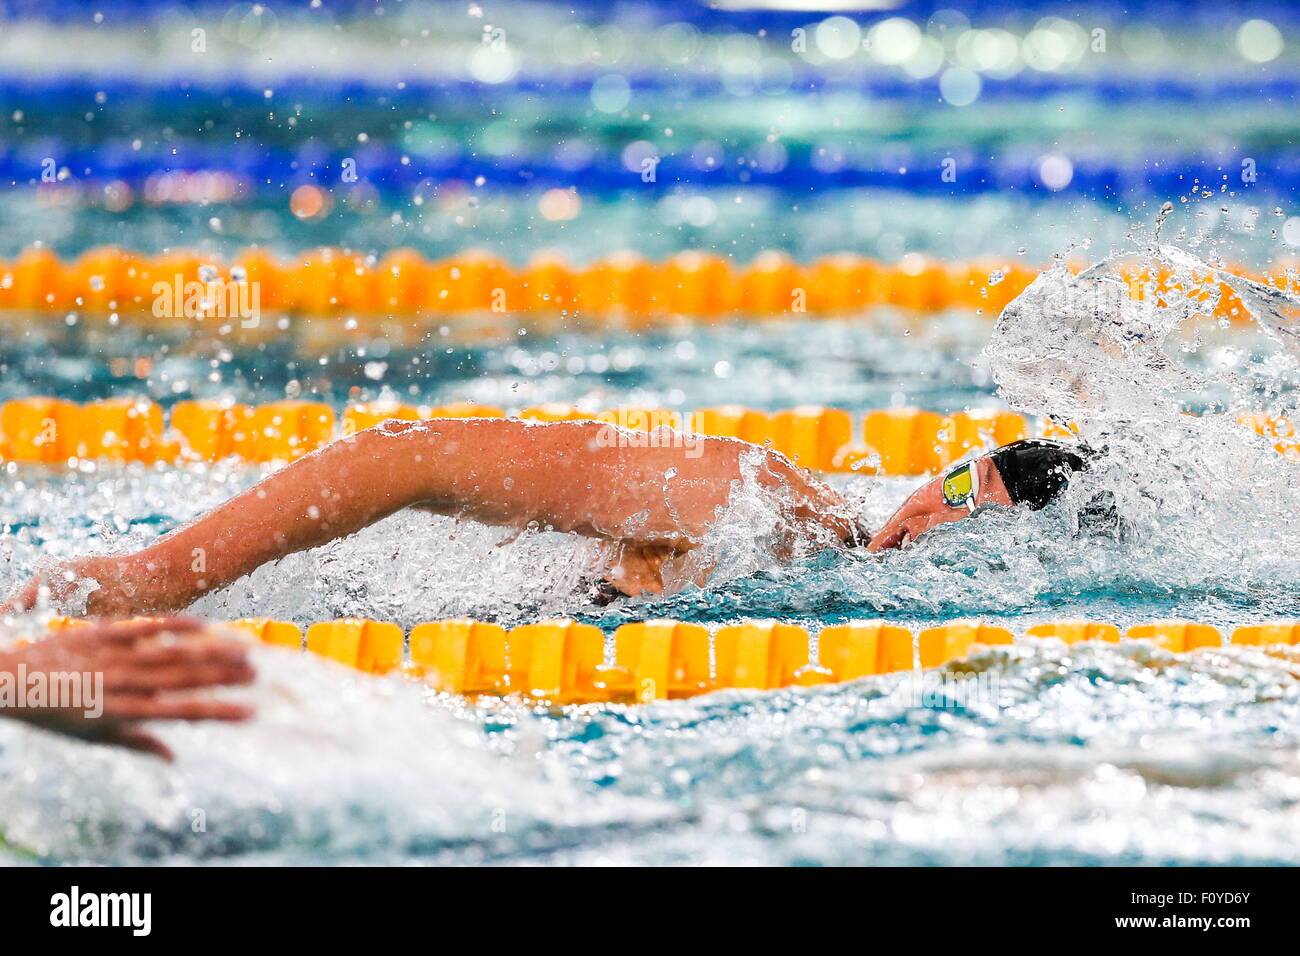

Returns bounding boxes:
[77,616,207,645]
[102,694,255,722]
[97,726,175,762]
[122,637,250,667]
[106,658,256,692]
[867,521,907,551]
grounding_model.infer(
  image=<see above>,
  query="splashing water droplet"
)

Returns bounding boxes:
[1154,200,1175,240]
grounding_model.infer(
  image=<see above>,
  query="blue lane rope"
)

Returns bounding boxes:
[1,71,1298,108]
[4,0,1300,29]
[1,140,1292,198]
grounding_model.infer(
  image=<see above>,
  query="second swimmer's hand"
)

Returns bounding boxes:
[0,616,255,760]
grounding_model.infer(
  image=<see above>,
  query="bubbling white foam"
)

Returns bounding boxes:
[980,240,1300,611]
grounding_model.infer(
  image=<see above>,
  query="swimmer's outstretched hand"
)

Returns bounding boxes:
[0,616,255,760]
[1,555,164,618]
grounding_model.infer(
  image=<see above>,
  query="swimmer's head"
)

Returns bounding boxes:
[988,439,1089,510]
[866,438,1095,551]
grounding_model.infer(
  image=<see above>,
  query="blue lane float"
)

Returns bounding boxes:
[1,71,1299,108]
[2,139,1293,199]
[4,0,1300,29]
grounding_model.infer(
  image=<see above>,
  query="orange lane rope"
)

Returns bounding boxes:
[45,616,1300,704]
[3,399,1296,473]
[1,247,1288,323]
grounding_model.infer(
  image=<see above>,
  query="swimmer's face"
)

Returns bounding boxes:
[867,455,1014,552]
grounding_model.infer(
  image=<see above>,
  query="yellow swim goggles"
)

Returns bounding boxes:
[941,460,981,513]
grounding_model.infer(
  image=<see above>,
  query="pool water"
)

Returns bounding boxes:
[4,638,1300,866]
[5,242,1300,865]
[4,0,1300,867]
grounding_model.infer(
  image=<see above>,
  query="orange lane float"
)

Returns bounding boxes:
[4,398,1299,475]
[918,622,1015,665]
[818,622,909,681]
[605,619,713,701]
[170,400,250,463]
[233,401,336,464]
[226,617,304,649]
[0,397,79,464]
[1025,621,1122,644]
[408,619,511,694]
[2,247,1284,324]
[305,618,405,675]
[506,619,606,702]
[713,620,819,690]
[197,616,1300,705]
[1126,621,1223,653]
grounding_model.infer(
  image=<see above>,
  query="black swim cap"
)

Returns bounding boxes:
[988,439,1090,510]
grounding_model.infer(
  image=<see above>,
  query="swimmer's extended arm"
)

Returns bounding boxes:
[5,418,854,616]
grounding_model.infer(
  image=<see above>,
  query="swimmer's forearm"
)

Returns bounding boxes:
[122,420,461,609]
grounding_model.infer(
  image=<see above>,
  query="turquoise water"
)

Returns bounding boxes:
[5,268,1300,864]
[3,639,1300,866]
[4,1,1300,866]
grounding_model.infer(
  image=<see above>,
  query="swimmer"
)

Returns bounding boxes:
[866,437,1091,550]
[0,616,255,759]
[2,418,1091,617]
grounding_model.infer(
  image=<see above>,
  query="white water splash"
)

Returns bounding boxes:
[0,646,678,863]
[969,240,1300,612]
